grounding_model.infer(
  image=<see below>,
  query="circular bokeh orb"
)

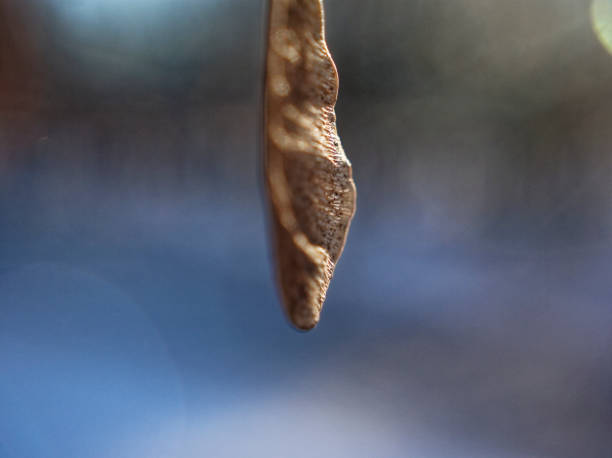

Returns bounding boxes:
[0,263,185,458]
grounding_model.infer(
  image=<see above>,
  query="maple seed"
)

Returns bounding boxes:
[264,0,357,330]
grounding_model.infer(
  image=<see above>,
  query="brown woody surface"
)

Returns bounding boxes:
[264,0,356,330]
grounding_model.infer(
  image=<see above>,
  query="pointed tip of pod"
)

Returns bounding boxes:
[290,305,320,331]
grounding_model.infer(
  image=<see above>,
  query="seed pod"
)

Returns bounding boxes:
[264,0,356,330]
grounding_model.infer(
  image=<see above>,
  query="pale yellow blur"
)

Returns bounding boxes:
[592,0,612,54]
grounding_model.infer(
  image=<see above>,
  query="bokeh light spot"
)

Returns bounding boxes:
[591,0,612,55]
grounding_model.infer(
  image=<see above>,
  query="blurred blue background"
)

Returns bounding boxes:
[1,1,612,456]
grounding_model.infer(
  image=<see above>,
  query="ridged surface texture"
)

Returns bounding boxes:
[264,0,356,330]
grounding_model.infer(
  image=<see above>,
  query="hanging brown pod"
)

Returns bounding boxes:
[264,0,357,330]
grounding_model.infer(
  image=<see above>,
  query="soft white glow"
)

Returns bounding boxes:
[46,0,221,83]
[49,0,219,40]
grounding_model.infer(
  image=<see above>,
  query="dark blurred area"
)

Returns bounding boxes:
[1,1,612,457]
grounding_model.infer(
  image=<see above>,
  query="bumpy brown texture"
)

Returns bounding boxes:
[264,0,356,330]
